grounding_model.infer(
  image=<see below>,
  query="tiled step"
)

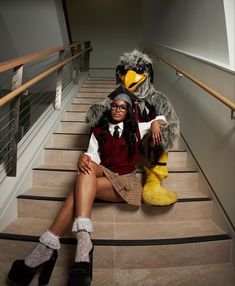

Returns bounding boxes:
[16,198,212,222]
[0,250,233,286]
[68,104,91,112]
[57,121,91,134]
[75,92,108,98]
[87,76,115,81]
[62,111,86,121]
[82,83,117,88]
[43,149,188,169]
[72,98,106,104]
[79,87,114,93]
[47,133,184,150]
[48,134,89,149]
[2,218,226,241]
[31,168,199,192]
[0,238,231,270]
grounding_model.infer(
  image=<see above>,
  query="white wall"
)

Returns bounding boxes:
[223,0,235,69]
[143,0,233,71]
[66,0,142,68]
[142,0,235,229]
[0,0,69,61]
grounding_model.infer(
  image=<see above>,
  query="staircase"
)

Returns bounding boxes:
[0,76,234,286]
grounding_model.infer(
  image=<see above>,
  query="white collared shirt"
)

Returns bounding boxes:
[85,115,166,164]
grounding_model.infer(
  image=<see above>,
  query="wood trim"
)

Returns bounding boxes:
[154,53,235,111]
[0,47,92,107]
[0,43,80,73]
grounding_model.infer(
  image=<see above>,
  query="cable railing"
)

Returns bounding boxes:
[0,41,92,178]
[151,52,235,120]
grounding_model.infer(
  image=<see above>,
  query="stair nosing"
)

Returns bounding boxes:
[17,194,211,203]
[0,233,231,246]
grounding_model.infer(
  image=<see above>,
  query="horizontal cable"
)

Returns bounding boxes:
[0,47,91,107]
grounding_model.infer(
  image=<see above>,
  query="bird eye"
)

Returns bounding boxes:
[117,65,127,75]
[133,67,145,74]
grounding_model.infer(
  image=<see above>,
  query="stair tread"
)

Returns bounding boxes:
[34,164,195,173]
[22,185,208,199]
[1,217,227,241]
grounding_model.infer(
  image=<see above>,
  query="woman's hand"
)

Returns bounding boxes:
[150,120,166,145]
[77,154,92,174]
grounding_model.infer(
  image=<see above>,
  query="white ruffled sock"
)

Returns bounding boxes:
[24,230,60,268]
[72,217,93,263]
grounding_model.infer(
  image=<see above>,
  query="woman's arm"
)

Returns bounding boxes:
[78,133,101,174]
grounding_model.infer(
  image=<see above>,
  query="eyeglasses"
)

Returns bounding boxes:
[111,103,128,113]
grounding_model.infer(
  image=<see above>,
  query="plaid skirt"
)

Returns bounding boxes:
[101,166,143,206]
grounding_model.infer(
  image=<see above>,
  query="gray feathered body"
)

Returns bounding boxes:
[86,49,180,156]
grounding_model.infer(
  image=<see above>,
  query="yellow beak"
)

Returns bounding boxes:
[121,70,146,92]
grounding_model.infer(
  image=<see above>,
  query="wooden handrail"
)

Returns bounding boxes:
[0,47,92,107]
[0,43,80,73]
[153,53,235,114]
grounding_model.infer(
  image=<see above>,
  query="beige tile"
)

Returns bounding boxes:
[115,219,225,240]
[115,201,212,223]
[79,87,114,93]
[43,149,81,166]
[76,92,109,98]
[114,263,235,286]
[114,240,231,269]
[73,98,105,104]
[50,133,89,149]
[68,104,91,112]
[33,170,76,188]
[63,112,86,121]
[58,121,91,134]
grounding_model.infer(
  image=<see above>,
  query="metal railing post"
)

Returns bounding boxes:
[7,65,23,176]
[84,41,91,71]
[55,50,65,110]
[73,44,81,84]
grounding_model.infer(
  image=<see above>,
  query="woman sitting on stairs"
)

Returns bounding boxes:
[8,93,166,286]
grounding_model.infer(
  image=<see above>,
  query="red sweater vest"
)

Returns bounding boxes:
[93,127,140,175]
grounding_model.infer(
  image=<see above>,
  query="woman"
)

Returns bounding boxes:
[8,93,166,286]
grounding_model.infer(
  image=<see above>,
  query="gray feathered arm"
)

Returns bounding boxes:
[85,97,112,127]
[148,91,180,151]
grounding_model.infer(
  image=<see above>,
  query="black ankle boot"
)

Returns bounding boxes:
[8,250,58,285]
[68,247,93,286]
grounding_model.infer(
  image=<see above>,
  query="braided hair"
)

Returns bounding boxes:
[96,104,137,160]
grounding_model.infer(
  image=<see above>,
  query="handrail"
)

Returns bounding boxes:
[0,43,79,73]
[153,53,235,119]
[0,41,92,177]
[0,47,92,107]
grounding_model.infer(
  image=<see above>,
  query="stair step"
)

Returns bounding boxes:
[0,238,231,270]
[57,121,91,134]
[63,112,86,121]
[82,83,117,88]
[43,149,188,169]
[72,97,106,104]
[16,197,212,221]
[68,104,91,112]
[2,217,226,241]
[49,134,89,149]
[31,168,199,191]
[79,87,114,93]
[75,92,108,98]
[47,133,184,150]
[87,76,115,81]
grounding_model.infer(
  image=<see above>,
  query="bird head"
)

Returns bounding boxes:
[116,49,153,99]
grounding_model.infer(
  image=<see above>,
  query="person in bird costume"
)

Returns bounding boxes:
[86,49,180,206]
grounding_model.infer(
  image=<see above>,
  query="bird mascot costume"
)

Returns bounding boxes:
[86,49,180,206]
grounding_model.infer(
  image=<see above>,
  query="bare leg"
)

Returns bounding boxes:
[75,162,123,217]
[50,192,75,236]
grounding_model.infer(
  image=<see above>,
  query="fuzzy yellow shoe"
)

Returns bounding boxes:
[142,153,178,206]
